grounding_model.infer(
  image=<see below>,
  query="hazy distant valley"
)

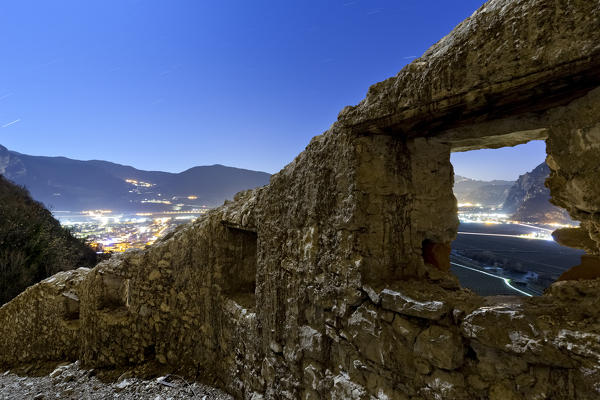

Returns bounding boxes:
[451,163,580,296]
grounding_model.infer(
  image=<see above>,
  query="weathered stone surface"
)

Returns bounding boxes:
[558,254,600,281]
[488,382,520,400]
[414,326,464,370]
[422,241,451,271]
[553,227,597,252]
[462,302,577,367]
[545,278,600,310]
[1,0,600,399]
[0,268,89,367]
[545,88,600,254]
[379,281,479,321]
[420,370,466,400]
[380,288,449,320]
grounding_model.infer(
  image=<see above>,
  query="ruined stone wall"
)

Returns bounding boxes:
[546,89,600,247]
[353,135,457,282]
[327,279,600,399]
[0,268,88,367]
[544,87,600,280]
[1,0,600,399]
[245,95,600,398]
[77,190,265,398]
[251,125,461,397]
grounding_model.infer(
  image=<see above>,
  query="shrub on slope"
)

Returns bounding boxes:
[0,175,97,304]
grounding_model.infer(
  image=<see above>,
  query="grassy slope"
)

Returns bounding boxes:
[0,175,97,304]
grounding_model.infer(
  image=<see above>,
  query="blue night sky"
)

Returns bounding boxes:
[0,0,545,180]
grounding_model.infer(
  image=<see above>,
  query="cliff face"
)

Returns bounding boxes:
[504,163,573,223]
[1,0,600,399]
[0,174,96,304]
[503,163,548,212]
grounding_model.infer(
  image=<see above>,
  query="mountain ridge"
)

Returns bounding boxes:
[454,163,574,224]
[0,145,271,211]
[504,163,573,224]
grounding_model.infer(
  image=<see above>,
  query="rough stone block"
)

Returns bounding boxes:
[414,326,464,370]
[380,289,449,320]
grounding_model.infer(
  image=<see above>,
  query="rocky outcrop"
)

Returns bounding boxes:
[1,0,600,399]
[503,163,572,224]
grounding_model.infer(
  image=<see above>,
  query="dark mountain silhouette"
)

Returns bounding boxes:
[0,145,270,211]
[0,174,97,304]
[503,163,573,224]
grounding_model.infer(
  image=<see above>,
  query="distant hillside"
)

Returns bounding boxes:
[453,175,514,207]
[503,163,573,224]
[0,145,271,211]
[0,175,97,304]
[454,163,573,225]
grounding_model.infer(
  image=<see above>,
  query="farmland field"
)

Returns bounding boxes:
[450,262,527,296]
[450,222,584,295]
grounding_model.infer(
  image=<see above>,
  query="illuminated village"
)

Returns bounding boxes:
[456,203,575,241]
[56,179,210,253]
[58,177,578,256]
[59,209,207,253]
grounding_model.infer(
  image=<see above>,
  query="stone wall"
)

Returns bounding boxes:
[77,190,265,398]
[0,268,88,367]
[545,88,600,280]
[1,0,600,399]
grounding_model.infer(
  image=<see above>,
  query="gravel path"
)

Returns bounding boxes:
[0,362,233,400]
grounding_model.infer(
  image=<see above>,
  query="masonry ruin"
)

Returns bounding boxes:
[1,0,600,398]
